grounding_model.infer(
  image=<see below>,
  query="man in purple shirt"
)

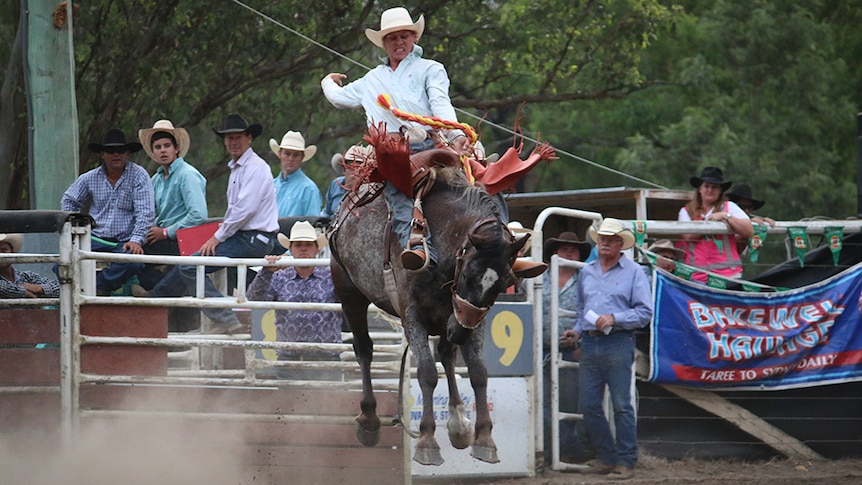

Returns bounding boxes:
[248,221,342,379]
[148,114,279,334]
[562,218,653,479]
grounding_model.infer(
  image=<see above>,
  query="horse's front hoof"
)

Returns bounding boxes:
[448,430,473,450]
[447,404,473,449]
[356,426,380,447]
[471,444,500,464]
[413,447,444,466]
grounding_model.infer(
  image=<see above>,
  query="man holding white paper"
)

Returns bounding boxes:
[561,218,653,479]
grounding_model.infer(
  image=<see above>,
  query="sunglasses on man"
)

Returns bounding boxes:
[102,147,129,155]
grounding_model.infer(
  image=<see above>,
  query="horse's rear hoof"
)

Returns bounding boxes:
[356,426,380,447]
[413,448,444,466]
[471,444,500,464]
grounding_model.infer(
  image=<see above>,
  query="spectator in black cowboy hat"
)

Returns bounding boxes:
[147,114,279,334]
[725,182,775,255]
[541,230,593,465]
[61,128,155,295]
[677,166,753,283]
[726,183,775,228]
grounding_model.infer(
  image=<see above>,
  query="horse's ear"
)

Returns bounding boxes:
[511,232,531,255]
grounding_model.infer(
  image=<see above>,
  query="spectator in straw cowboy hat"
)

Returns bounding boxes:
[137,119,208,289]
[248,220,343,379]
[270,130,322,218]
[61,128,155,295]
[0,233,60,299]
[646,239,684,274]
[322,144,369,220]
[147,114,279,334]
[562,218,652,479]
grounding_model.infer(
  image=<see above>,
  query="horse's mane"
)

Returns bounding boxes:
[434,167,501,220]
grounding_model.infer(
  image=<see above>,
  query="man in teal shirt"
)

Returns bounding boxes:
[270,130,322,218]
[138,119,208,289]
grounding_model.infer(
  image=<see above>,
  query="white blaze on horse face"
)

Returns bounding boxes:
[479,268,499,296]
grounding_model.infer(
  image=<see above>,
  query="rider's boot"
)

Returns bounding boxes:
[401,248,427,270]
[512,259,548,278]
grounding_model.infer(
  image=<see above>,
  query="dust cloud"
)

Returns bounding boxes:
[0,391,264,485]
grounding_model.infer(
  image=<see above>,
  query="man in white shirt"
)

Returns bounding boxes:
[148,114,279,334]
[321,7,468,270]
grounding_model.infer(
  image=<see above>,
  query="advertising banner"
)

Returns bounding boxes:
[649,263,862,389]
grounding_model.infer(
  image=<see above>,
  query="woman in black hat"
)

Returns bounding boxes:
[540,231,592,464]
[677,167,753,282]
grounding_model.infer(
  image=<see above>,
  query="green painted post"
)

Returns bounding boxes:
[26,0,78,209]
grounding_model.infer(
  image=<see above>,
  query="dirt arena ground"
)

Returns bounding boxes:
[440,455,862,485]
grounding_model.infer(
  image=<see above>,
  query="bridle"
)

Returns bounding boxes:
[451,217,514,329]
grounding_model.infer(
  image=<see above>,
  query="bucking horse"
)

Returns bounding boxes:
[328,125,552,465]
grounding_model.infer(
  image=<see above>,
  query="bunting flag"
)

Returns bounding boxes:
[788,227,809,267]
[675,263,695,281]
[707,274,727,289]
[750,224,768,263]
[825,226,844,266]
[742,283,761,292]
[632,221,647,247]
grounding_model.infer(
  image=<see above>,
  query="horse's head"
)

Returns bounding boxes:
[450,218,527,330]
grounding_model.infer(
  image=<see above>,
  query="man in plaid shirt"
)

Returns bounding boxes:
[61,129,154,295]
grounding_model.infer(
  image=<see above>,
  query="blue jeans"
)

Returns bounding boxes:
[149,231,275,325]
[92,240,145,294]
[382,141,511,265]
[383,182,438,264]
[578,330,638,468]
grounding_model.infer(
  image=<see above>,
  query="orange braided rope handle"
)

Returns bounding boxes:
[377,94,478,184]
[376,94,478,144]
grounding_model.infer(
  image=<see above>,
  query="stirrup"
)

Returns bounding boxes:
[402,238,431,272]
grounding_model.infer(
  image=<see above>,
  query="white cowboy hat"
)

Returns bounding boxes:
[0,233,24,253]
[277,221,328,249]
[331,144,369,174]
[588,218,636,250]
[139,119,191,161]
[507,221,531,235]
[365,7,425,49]
[269,131,317,162]
[507,221,533,255]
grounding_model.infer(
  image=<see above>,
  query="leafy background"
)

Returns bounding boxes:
[2,0,861,220]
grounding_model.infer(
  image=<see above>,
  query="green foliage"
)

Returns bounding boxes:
[2,0,861,221]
